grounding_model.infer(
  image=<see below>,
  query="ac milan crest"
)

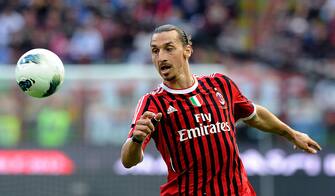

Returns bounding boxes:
[216,92,225,106]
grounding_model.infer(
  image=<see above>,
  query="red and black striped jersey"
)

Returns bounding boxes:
[128,73,256,196]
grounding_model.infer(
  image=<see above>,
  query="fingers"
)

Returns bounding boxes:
[151,112,163,126]
[135,124,153,135]
[133,112,162,141]
[294,144,316,154]
[305,137,322,153]
[140,112,162,130]
[154,112,163,121]
[141,111,156,119]
[292,131,322,154]
[309,139,322,151]
[133,121,154,141]
[137,118,155,132]
[294,141,322,154]
[132,128,148,139]
[135,119,155,134]
[305,146,318,154]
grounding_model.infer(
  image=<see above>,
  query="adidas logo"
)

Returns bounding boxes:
[167,105,178,114]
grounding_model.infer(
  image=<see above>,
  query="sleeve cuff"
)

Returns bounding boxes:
[239,103,257,121]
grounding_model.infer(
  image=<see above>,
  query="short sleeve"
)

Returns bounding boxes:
[231,80,256,121]
[213,73,256,121]
[128,94,159,150]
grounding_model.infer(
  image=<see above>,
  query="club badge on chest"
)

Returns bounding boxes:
[214,88,227,109]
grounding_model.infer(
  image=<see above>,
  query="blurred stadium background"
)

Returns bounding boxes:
[0,0,335,195]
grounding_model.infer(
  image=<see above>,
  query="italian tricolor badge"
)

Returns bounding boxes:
[189,94,203,107]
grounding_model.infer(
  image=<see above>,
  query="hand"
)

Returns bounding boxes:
[292,131,322,154]
[132,111,162,142]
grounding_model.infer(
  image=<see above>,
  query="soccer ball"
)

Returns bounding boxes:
[15,48,65,98]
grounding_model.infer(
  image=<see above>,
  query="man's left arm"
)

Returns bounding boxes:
[244,104,322,154]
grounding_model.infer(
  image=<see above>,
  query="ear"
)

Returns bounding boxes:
[183,45,193,58]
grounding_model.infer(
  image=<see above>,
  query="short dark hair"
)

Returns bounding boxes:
[153,24,192,46]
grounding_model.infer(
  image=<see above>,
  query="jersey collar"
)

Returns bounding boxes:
[160,75,198,94]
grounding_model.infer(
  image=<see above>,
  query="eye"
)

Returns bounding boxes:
[152,48,159,54]
[166,47,174,52]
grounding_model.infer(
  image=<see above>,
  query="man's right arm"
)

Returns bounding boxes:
[121,138,144,168]
[121,111,162,168]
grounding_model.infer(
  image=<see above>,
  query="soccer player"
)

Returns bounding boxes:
[121,24,321,196]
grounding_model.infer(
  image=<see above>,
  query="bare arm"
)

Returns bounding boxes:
[121,111,162,168]
[244,104,321,153]
[121,138,144,168]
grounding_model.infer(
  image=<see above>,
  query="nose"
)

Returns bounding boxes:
[158,59,168,66]
[157,50,168,63]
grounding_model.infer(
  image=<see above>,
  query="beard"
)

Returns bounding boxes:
[164,75,176,81]
[160,68,176,82]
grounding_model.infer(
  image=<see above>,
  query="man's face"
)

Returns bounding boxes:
[150,30,189,82]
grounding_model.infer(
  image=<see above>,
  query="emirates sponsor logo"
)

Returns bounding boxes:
[177,113,231,142]
[178,122,231,142]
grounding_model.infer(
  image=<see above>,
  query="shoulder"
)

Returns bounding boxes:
[133,89,162,114]
[137,86,164,103]
[196,73,241,92]
[195,72,233,82]
[148,86,164,96]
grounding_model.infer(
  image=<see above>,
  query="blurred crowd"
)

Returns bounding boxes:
[0,0,335,149]
[0,0,334,69]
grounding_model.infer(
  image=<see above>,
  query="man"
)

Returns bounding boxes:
[121,24,321,196]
